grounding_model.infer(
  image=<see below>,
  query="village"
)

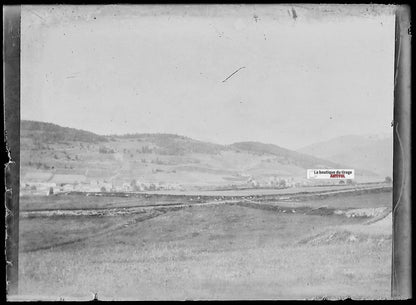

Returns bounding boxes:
[20,171,354,196]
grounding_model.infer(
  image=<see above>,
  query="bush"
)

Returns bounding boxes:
[141,146,152,153]
[99,147,115,154]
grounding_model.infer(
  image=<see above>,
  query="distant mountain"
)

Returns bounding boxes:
[20,120,383,190]
[298,134,393,178]
[230,142,345,169]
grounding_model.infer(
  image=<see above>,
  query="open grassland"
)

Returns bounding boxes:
[20,193,182,211]
[17,190,392,300]
[20,184,391,211]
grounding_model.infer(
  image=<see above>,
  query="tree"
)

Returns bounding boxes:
[385,176,392,183]
[141,146,152,153]
[99,146,114,154]
[130,179,137,189]
[100,186,106,192]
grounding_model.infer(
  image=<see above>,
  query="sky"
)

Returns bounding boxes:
[21,5,395,150]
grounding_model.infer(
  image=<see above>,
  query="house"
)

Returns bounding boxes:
[122,183,131,192]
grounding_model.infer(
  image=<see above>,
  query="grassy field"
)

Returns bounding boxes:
[17,189,392,300]
[19,184,391,211]
[20,193,182,211]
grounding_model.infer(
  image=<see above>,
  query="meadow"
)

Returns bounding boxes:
[17,188,392,300]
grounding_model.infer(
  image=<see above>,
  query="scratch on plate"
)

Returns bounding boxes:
[393,122,405,215]
[222,66,246,83]
[27,9,46,22]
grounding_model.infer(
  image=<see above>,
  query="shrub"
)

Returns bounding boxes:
[99,147,115,154]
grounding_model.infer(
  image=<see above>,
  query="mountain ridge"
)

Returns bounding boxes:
[20,120,383,192]
[21,120,347,167]
[298,134,393,177]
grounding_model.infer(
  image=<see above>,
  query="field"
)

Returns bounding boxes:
[17,188,392,300]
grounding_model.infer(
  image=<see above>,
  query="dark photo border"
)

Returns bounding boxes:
[3,4,412,300]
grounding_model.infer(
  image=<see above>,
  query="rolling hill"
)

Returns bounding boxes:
[298,134,393,178]
[20,120,383,192]
[21,120,108,144]
[230,142,344,169]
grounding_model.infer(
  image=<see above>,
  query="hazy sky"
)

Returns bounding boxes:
[21,5,395,149]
